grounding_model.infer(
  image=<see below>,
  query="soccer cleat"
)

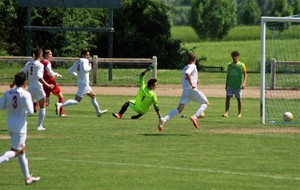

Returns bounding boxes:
[158,118,165,132]
[37,126,47,131]
[97,109,108,117]
[25,176,40,185]
[190,115,199,128]
[59,113,67,117]
[55,103,61,116]
[112,113,121,119]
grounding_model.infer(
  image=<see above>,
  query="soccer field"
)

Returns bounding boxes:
[0,95,299,189]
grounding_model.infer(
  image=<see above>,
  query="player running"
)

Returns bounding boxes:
[55,50,107,117]
[0,72,40,185]
[158,52,209,131]
[112,65,162,120]
[34,49,67,117]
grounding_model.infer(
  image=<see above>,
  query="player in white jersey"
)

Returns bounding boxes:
[17,48,54,131]
[55,50,107,117]
[0,72,40,185]
[158,52,209,131]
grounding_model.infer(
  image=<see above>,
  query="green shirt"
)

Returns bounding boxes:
[130,73,159,114]
[226,61,246,89]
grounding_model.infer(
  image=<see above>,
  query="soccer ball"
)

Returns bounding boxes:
[199,112,205,118]
[283,112,293,122]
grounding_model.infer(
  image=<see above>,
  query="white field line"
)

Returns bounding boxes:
[31,157,300,181]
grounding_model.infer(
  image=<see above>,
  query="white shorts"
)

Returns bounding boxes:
[226,86,242,99]
[77,83,92,97]
[8,131,26,150]
[28,86,45,101]
[179,88,208,106]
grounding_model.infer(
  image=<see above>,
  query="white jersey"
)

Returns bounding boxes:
[68,58,91,85]
[181,64,198,89]
[21,60,44,88]
[0,87,34,133]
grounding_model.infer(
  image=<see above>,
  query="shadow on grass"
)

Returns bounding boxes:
[140,133,189,137]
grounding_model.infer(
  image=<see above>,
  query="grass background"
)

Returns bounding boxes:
[0,95,299,189]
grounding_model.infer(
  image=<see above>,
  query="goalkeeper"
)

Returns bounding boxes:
[112,65,162,119]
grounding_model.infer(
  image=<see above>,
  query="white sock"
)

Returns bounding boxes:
[165,108,179,121]
[0,150,16,163]
[91,98,100,112]
[18,153,30,178]
[195,104,208,118]
[62,99,79,107]
[38,108,46,127]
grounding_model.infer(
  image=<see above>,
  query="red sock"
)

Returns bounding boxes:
[59,97,64,114]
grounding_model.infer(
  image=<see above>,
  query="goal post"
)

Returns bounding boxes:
[260,16,300,124]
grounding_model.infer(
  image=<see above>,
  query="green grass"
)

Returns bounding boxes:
[0,95,299,189]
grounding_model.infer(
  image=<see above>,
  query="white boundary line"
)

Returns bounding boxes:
[31,157,300,181]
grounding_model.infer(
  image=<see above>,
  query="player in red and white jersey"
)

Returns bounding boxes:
[0,72,40,185]
[40,49,66,117]
[18,48,54,130]
[56,50,107,117]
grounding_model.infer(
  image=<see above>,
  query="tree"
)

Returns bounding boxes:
[240,0,261,25]
[96,0,189,69]
[268,0,293,17]
[292,0,300,15]
[190,0,237,40]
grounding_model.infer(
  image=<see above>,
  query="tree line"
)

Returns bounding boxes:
[0,0,299,69]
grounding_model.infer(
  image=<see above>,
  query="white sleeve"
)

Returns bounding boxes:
[24,92,34,115]
[21,62,29,73]
[36,63,44,79]
[46,62,59,77]
[68,62,78,77]
[0,93,7,110]
[185,64,195,75]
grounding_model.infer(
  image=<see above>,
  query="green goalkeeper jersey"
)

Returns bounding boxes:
[130,73,159,114]
[226,61,246,89]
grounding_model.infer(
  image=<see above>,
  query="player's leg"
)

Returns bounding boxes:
[37,96,47,130]
[87,90,107,117]
[112,101,130,119]
[190,89,209,128]
[131,113,143,119]
[0,132,21,163]
[55,86,84,115]
[235,88,242,117]
[223,87,233,117]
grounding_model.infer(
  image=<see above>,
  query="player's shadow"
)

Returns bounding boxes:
[140,133,189,137]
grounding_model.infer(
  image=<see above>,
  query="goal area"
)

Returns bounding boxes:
[260,16,300,124]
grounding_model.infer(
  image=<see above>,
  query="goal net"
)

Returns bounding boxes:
[260,16,300,124]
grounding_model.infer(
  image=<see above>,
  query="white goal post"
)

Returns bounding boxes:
[260,16,300,124]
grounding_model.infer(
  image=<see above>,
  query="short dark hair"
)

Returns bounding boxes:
[33,48,43,58]
[231,51,239,57]
[188,52,196,62]
[81,50,89,56]
[44,49,52,55]
[147,78,157,88]
[14,72,26,87]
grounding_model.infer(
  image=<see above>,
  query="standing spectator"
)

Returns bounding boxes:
[56,50,107,117]
[40,49,66,117]
[16,48,54,131]
[158,52,209,131]
[0,72,40,185]
[112,65,161,119]
[222,51,247,117]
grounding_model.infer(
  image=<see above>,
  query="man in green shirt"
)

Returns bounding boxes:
[112,65,161,119]
[222,51,247,118]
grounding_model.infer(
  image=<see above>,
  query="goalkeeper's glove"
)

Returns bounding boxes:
[146,64,154,72]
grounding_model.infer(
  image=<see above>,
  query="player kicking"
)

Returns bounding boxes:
[0,72,40,185]
[158,52,209,131]
[112,65,162,120]
[55,50,107,117]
